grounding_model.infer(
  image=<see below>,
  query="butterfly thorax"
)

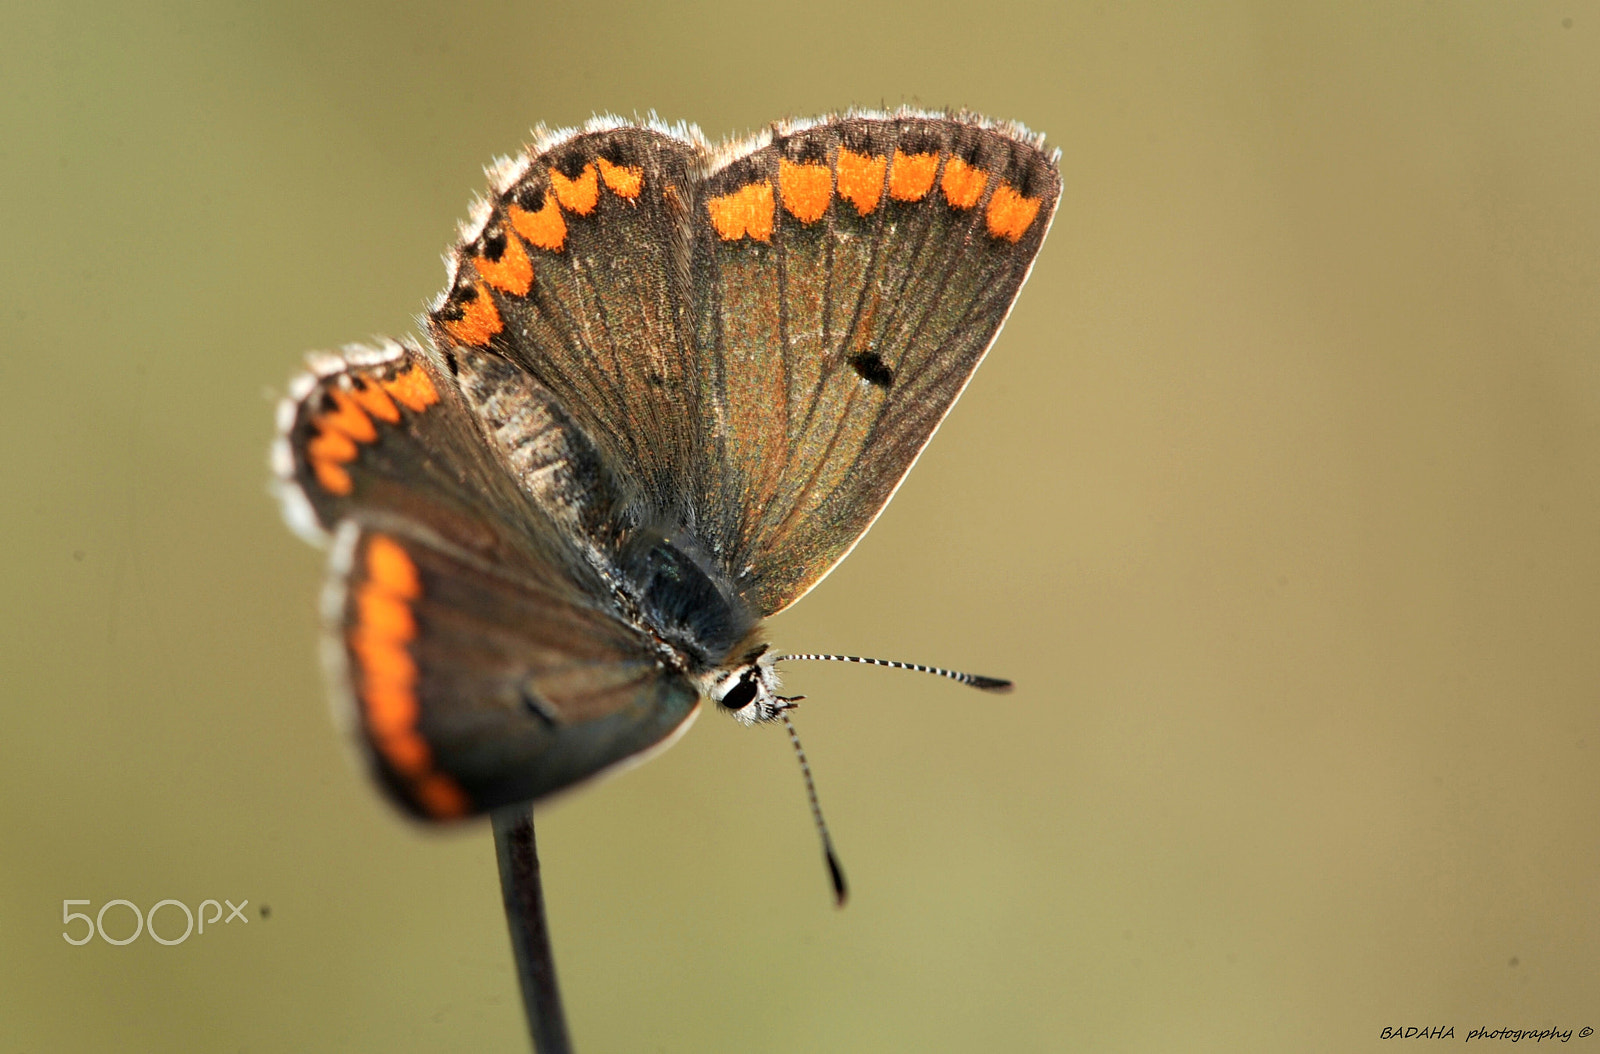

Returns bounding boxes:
[612,525,788,725]
[613,525,755,667]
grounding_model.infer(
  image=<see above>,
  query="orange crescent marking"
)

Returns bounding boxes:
[596,157,643,199]
[940,156,987,209]
[414,774,471,819]
[375,730,431,777]
[350,628,419,687]
[888,150,938,201]
[441,282,503,346]
[508,195,568,252]
[362,674,419,736]
[349,378,400,423]
[365,535,422,599]
[706,182,775,242]
[475,230,533,296]
[307,428,358,465]
[349,533,470,817]
[319,388,378,443]
[549,163,599,215]
[311,459,352,496]
[835,148,886,215]
[382,366,439,413]
[985,182,1042,242]
[779,159,832,223]
[356,581,416,641]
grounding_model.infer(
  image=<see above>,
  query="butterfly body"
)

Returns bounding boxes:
[276,111,1059,821]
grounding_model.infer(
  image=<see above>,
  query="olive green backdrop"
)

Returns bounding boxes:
[3,2,1596,1051]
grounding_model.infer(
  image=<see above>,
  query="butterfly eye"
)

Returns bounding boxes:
[718,673,759,712]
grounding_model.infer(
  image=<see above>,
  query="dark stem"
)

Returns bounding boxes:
[492,807,573,1054]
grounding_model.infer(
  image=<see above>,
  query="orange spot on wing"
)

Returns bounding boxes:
[475,230,533,296]
[365,535,422,599]
[382,365,439,413]
[508,195,567,252]
[941,156,987,209]
[375,730,431,777]
[351,627,419,688]
[357,581,416,641]
[985,182,1042,242]
[549,163,599,215]
[362,674,419,736]
[888,150,938,201]
[312,459,352,495]
[349,378,400,423]
[706,182,775,242]
[779,159,832,223]
[441,283,503,347]
[307,427,358,465]
[596,157,643,199]
[304,363,433,496]
[307,423,355,493]
[835,148,886,215]
[414,774,470,818]
[347,532,472,819]
[351,629,420,753]
[320,388,378,443]
[351,603,421,749]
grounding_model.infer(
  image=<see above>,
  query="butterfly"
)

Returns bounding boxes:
[274,110,1060,896]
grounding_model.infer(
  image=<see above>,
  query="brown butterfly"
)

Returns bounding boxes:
[275,110,1059,900]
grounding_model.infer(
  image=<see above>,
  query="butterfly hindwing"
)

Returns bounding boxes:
[331,524,699,819]
[278,341,701,818]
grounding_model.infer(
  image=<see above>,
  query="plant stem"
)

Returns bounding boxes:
[492,807,573,1053]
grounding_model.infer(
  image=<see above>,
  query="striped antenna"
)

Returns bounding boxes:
[780,711,847,907]
[772,653,1013,693]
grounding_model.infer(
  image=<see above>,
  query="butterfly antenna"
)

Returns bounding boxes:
[772,653,1013,693]
[779,710,848,907]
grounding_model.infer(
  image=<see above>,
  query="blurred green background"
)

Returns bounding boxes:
[3,2,1597,1051]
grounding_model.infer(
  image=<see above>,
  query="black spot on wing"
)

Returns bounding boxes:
[551,148,590,179]
[434,283,478,323]
[848,350,894,388]
[520,685,560,728]
[480,224,508,262]
[513,184,546,212]
[780,131,832,165]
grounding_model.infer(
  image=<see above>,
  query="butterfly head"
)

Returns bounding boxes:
[704,647,798,726]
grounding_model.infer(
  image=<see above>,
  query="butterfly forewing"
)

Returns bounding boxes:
[281,342,535,551]
[431,127,708,522]
[691,115,1061,613]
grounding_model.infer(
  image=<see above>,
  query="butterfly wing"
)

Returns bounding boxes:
[688,114,1061,613]
[275,340,698,818]
[428,122,709,524]
[421,113,1058,620]
[328,523,697,819]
